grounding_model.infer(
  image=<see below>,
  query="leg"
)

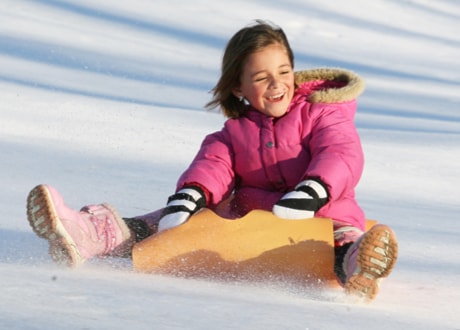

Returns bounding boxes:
[333,224,363,285]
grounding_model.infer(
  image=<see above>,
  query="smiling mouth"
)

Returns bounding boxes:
[266,92,285,102]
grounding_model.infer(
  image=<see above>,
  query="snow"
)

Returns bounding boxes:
[1,0,459,328]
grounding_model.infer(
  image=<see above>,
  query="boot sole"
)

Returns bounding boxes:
[344,224,398,302]
[27,185,83,267]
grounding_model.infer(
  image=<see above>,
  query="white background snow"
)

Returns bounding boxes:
[1,0,459,329]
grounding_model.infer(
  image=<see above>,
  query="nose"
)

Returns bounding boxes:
[269,77,280,89]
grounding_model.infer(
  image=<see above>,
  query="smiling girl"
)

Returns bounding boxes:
[27,20,398,302]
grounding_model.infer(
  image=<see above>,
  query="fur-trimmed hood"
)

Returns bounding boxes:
[294,68,365,103]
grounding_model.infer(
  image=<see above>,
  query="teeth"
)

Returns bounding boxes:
[268,92,285,100]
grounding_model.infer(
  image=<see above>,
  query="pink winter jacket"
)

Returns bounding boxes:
[177,68,367,230]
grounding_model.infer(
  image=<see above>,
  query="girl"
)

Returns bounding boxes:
[27,21,398,302]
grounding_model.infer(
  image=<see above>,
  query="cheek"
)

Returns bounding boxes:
[245,86,264,101]
[255,85,268,97]
[285,77,295,89]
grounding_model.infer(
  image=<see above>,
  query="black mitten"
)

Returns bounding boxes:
[273,179,328,219]
[158,186,206,231]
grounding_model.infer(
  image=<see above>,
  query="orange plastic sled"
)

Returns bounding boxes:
[132,209,376,287]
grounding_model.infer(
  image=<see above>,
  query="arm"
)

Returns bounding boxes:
[274,101,364,219]
[157,127,236,231]
[305,102,364,201]
[177,126,236,207]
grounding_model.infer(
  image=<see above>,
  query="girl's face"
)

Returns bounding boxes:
[234,43,295,118]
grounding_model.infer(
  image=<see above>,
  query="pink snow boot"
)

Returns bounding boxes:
[342,224,398,302]
[27,184,133,267]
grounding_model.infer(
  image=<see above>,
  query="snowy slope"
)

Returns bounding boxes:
[1,0,459,329]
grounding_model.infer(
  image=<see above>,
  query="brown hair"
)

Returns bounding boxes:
[206,20,295,119]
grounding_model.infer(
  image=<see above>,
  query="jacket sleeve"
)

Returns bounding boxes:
[176,126,236,207]
[304,101,364,201]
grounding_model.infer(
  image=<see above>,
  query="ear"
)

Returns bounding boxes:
[232,87,243,99]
